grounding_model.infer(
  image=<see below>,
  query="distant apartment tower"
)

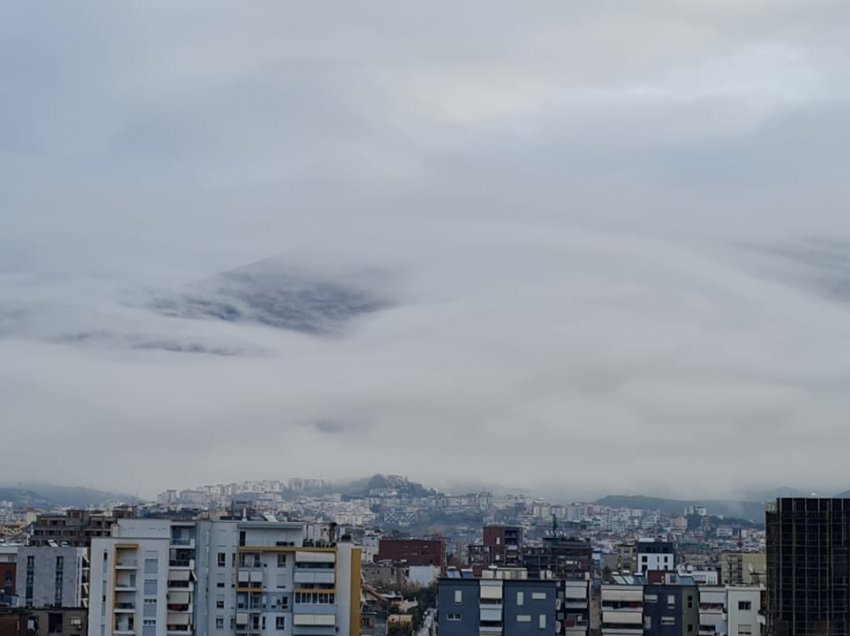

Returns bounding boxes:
[375,538,446,571]
[468,526,524,575]
[636,540,675,575]
[438,572,559,635]
[15,546,89,608]
[766,498,850,636]
[720,553,766,587]
[523,537,593,580]
[29,509,135,548]
[88,518,360,636]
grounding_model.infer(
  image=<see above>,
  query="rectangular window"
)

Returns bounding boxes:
[142,620,156,626]
[662,617,676,625]
[447,613,461,621]
[738,601,752,611]
[738,625,753,635]
[531,592,547,600]
[668,595,676,607]
[144,580,157,596]
[644,617,652,629]
[687,595,693,609]
[688,625,694,633]
[275,616,286,630]
[645,594,658,602]
[517,615,531,622]
[216,618,224,629]
[539,614,547,629]
[216,596,225,609]
[144,559,158,575]
[517,591,524,606]
[277,554,287,567]
[217,553,226,567]
[454,590,462,604]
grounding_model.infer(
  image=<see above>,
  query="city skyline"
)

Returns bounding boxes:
[3,2,850,495]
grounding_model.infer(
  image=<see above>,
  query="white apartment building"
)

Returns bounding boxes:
[699,586,764,636]
[88,519,360,636]
[636,539,674,574]
[600,584,643,636]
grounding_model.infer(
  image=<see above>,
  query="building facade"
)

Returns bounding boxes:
[766,498,850,636]
[15,546,89,609]
[437,574,559,635]
[636,540,675,575]
[87,518,360,636]
[29,509,135,548]
[375,538,446,571]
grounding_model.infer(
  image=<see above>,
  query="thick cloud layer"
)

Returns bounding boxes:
[2,0,850,498]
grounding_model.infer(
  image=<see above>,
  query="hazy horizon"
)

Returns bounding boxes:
[3,1,850,497]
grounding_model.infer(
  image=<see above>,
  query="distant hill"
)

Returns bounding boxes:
[0,483,140,508]
[339,474,440,499]
[595,495,766,523]
[0,488,56,509]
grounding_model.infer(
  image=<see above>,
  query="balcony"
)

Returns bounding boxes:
[170,538,195,548]
[116,561,137,570]
[114,603,136,613]
[169,559,195,569]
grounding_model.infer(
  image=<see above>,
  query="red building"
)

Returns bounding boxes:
[375,538,446,572]
[0,561,14,601]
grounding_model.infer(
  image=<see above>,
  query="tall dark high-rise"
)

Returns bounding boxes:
[766,498,850,636]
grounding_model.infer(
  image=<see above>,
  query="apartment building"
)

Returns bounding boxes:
[719,554,765,587]
[375,538,446,571]
[29,509,135,548]
[523,537,593,580]
[437,572,559,635]
[15,546,89,608]
[636,540,675,575]
[88,518,360,636]
[699,586,763,636]
[601,584,644,636]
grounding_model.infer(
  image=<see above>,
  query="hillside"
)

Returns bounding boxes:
[595,495,765,523]
[0,484,139,508]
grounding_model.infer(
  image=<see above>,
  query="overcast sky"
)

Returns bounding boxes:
[2,1,850,500]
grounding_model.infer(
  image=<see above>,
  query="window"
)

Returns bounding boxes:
[531,592,547,600]
[144,580,157,596]
[216,596,225,609]
[539,614,547,629]
[454,590,462,604]
[144,559,158,574]
[217,553,226,567]
[277,554,287,567]
[688,625,694,633]
[517,591,524,606]
[275,616,286,630]
[517,615,531,622]
[738,601,752,611]
[447,613,461,621]
[645,594,658,603]
[687,595,694,609]
[644,617,652,629]
[662,617,676,626]
[667,595,676,607]
[216,618,224,629]
[738,625,753,635]
[143,620,156,626]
